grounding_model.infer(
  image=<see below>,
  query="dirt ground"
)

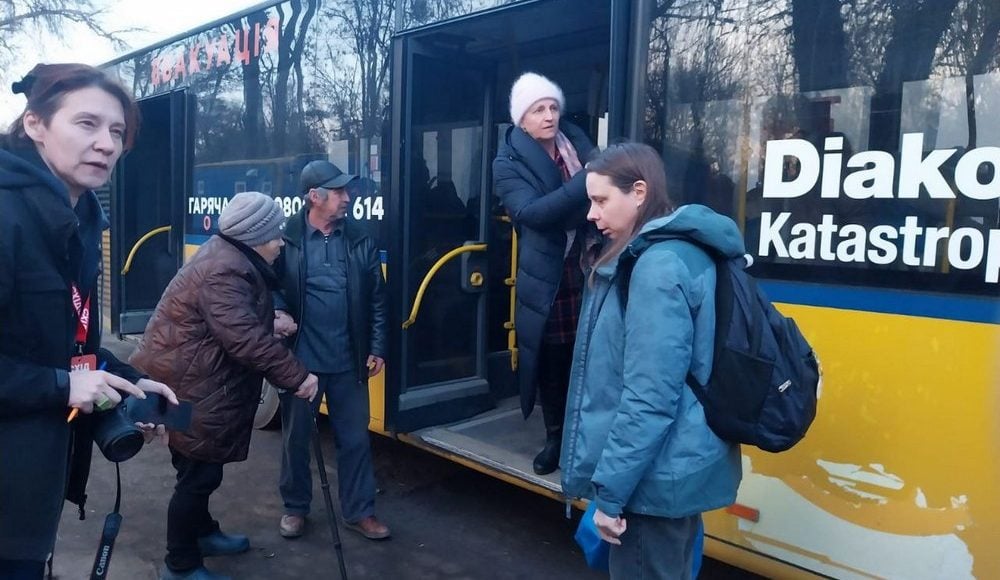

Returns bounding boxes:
[47,337,756,580]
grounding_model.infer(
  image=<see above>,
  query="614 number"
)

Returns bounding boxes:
[353,196,385,221]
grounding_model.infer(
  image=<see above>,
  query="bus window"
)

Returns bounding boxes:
[400,0,521,30]
[641,0,1000,297]
[637,2,999,579]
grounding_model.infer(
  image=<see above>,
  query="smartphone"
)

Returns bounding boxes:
[126,393,193,432]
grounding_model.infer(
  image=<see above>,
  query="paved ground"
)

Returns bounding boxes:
[48,337,757,579]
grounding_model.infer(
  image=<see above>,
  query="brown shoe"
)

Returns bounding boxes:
[345,516,390,540]
[279,514,305,538]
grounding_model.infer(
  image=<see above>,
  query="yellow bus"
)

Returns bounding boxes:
[103,1,1000,577]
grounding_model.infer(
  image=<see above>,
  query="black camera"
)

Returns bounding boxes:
[92,405,144,463]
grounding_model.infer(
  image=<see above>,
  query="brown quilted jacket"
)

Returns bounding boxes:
[130,236,308,463]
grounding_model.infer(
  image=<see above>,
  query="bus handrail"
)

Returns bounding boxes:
[505,222,518,372]
[401,243,487,330]
[121,225,171,275]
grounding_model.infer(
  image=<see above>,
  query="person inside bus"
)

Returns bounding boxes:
[0,63,179,579]
[131,191,319,580]
[272,160,390,541]
[492,72,596,475]
[561,143,742,579]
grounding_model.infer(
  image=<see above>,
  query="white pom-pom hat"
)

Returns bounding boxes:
[509,72,565,125]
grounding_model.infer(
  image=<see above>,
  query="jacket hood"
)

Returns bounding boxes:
[594,204,747,278]
[637,204,746,259]
[0,145,110,230]
[0,144,70,199]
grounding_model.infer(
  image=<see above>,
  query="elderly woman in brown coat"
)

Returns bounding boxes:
[131,191,318,580]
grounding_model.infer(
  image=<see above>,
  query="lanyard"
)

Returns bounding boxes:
[71,283,91,351]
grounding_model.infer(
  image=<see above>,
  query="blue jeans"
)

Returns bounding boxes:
[278,371,376,523]
[609,512,701,580]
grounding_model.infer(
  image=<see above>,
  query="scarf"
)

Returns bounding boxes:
[555,131,583,177]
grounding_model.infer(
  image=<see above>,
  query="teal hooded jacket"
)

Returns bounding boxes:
[560,205,745,518]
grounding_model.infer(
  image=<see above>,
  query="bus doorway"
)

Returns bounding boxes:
[389,0,611,494]
[110,91,191,334]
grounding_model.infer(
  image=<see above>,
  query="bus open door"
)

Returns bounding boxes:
[387,36,498,432]
[110,90,191,335]
[384,0,612,500]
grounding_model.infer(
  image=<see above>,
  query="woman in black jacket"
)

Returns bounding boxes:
[492,72,596,475]
[0,63,176,579]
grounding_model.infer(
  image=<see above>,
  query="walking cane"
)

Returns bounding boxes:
[312,419,349,580]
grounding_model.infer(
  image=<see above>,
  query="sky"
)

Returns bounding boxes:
[0,0,263,125]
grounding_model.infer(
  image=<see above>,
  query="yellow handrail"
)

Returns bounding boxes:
[495,214,519,370]
[401,243,487,329]
[506,226,518,371]
[121,225,171,275]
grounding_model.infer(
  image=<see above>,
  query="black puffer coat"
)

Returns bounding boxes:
[492,121,595,417]
[0,142,143,561]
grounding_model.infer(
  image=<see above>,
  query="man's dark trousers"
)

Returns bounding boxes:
[279,370,375,523]
[165,447,224,572]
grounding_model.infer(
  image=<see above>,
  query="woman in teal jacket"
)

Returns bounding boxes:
[561,143,744,579]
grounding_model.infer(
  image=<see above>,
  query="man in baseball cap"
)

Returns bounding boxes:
[273,160,390,541]
[298,160,357,193]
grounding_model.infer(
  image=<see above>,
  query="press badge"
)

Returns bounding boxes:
[70,354,98,371]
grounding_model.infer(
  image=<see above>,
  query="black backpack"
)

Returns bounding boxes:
[619,233,819,452]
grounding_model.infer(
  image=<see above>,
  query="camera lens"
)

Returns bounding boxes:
[93,407,144,463]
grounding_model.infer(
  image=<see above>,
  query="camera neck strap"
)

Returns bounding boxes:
[89,462,123,580]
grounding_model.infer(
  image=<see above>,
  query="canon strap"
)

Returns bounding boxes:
[89,463,123,580]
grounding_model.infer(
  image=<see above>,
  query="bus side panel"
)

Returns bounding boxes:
[704,303,998,579]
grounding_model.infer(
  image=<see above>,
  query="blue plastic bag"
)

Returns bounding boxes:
[574,502,610,571]
[574,505,705,576]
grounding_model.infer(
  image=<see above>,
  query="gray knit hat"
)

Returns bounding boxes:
[219,191,286,247]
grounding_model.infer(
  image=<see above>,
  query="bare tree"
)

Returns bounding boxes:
[404,0,504,28]
[272,0,318,155]
[0,0,132,73]
[935,0,1000,149]
[790,0,848,91]
[324,0,394,140]
[867,0,962,151]
[239,11,269,158]
[305,39,363,139]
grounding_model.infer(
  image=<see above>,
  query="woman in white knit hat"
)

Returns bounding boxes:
[132,191,319,580]
[492,72,596,475]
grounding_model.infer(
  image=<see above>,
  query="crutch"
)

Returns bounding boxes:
[312,418,349,580]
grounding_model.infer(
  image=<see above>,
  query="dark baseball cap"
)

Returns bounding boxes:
[299,160,356,194]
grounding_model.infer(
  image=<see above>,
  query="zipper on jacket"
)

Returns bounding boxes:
[561,276,614,498]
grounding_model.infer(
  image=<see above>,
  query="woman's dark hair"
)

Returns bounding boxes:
[7,63,139,150]
[587,142,675,273]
